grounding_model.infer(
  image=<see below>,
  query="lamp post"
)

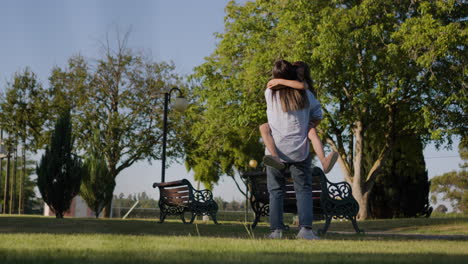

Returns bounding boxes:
[245,159,258,222]
[160,87,188,183]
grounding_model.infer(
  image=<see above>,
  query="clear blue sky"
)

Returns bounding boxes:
[0,0,462,202]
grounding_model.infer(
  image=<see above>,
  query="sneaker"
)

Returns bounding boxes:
[322,152,339,173]
[267,229,283,239]
[296,227,320,240]
[263,155,285,171]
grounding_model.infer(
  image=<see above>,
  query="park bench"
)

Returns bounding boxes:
[152,179,219,224]
[242,167,363,234]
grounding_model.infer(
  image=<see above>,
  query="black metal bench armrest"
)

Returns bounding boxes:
[193,189,214,202]
[325,180,353,200]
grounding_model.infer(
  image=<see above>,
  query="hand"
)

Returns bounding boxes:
[267,79,279,89]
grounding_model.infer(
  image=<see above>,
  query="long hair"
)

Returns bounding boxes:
[293,61,315,96]
[272,60,309,112]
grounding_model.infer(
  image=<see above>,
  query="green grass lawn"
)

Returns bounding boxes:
[0,215,467,264]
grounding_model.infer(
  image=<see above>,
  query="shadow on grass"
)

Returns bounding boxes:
[333,217,468,232]
[0,216,261,238]
[0,248,467,264]
[1,216,467,241]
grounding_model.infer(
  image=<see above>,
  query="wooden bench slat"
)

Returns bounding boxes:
[154,180,186,188]
[162,187,189,195]
[163,196,190,205]
[164,186,189,192]
[161,190,190,198]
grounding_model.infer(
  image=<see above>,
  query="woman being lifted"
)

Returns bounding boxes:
[260,61,338,173]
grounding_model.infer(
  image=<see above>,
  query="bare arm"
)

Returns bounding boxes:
[267,79,308,90]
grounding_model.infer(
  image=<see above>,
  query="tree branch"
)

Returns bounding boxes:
[365,104,395,189]
[228,172,247,198]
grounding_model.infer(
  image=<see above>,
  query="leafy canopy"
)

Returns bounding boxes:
[185,0,465,193]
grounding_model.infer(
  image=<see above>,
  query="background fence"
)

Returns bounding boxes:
[111,207,296,224]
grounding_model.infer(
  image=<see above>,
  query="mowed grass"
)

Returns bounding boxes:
[2,233,467,264]
[0,216,467,264]
[326,217,468,235]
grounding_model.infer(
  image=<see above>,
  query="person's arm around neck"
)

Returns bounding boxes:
[267,79,307,90]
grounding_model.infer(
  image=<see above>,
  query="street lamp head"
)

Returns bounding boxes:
[173,96,189,112]
[249,159,258,169]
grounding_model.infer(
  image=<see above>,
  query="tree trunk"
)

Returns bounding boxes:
[103,197,113,218]
[56,211,63,219]
[352,121,372,220]
[101,166,118,218]
[0,160,2,213]
[3,146,10,214]
[95,205,100,218]
[356,191,370,220]
[0,131,3,214]
[10,145,17,214]
[19,145,25,214]
[351,178,370,220]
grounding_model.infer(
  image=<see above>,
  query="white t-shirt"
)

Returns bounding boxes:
[265,88,322,163]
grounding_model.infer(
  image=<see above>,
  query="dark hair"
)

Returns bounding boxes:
[271,60,309,112]
[272,60,296,80]
[293,61,315,96]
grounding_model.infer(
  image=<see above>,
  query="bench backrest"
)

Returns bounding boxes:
[154,179,193,206]
[245,170,324,218]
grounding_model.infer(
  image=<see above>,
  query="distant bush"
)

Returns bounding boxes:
[430,211,467,218]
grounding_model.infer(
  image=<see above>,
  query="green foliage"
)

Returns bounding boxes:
[185,0,465,219]
[431,174,466,214]
[0,69,49,214]
[368,134,432,218]
[434,204,448,214]
[48,35,186,183]
[431,137,468,213]
[80,130,115,218]
[431,170,467,213]
[36,110,83,218]
[46,34,187,215]
[0,68,49,150]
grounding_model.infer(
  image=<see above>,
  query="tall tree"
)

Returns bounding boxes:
[362,101,432,218]
[80,130,115,218]
[0,69,48,214]
[430,137,467,213]
[37,110,83,218]
[367,134,432,218]
[48,32,186,216]
[186,0,466,219]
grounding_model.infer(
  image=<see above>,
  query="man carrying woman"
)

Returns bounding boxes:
[261,59,323,240]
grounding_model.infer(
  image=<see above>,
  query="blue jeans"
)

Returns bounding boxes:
[267,154,313,230]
